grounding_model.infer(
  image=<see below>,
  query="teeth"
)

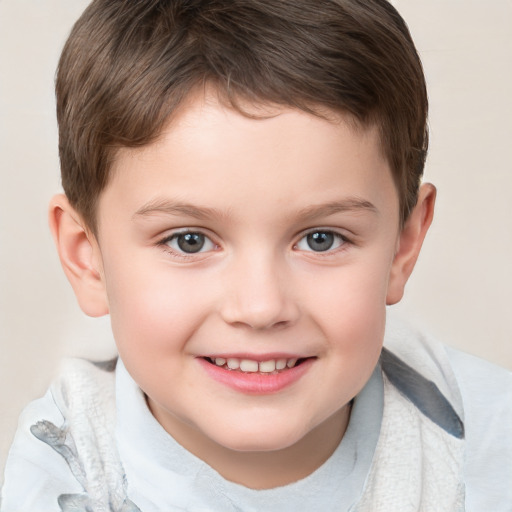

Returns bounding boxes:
[259,360,276,373]
[240,359,259,372]
[211,357,302,373]
[227,358,240,370]
[276,359,287,370]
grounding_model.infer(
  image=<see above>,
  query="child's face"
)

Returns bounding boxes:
[89,92,415,472]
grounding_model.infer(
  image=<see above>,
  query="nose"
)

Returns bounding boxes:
[219,253,299,330]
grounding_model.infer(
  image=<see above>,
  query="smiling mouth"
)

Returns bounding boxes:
[203,356,311,375]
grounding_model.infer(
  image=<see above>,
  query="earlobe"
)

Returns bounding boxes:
[48,194,109,317]
[386,183,436,305]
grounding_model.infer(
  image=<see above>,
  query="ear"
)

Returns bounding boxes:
[48,194,109,317]
[386,183,436,305]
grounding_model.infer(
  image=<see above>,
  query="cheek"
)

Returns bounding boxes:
[305,255,390,325]
[103,257,212,356]
[303,257,390,368]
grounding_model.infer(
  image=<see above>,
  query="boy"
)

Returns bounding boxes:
[1,0,511,511]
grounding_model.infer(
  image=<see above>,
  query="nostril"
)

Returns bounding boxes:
[227,319,290,331]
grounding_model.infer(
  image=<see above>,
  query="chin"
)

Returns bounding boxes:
[210,423,308,453]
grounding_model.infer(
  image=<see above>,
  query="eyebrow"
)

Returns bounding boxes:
[133,199,226,221]
[133,197,377,222]
[296,198,378,222]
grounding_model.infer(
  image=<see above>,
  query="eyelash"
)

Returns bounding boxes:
[156,228,352,260]
[157,230,218,260]
[294,229,352,256]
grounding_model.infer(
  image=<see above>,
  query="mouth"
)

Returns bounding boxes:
[198,355,315,394]
[202,356,312,374]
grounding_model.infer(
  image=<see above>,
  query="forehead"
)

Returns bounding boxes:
[100,92,398,227]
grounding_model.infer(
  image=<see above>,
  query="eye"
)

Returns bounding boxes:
[163,231,216,254]
[295,230,347,252]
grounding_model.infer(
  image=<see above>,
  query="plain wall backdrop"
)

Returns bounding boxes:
[1,0,511,480]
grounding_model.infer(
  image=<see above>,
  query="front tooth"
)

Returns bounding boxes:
[215,357,226,366]
[240,359,259,372]
[259,360,276,373]
[287,358,298,368]
[227,358,240,370]
[276,359,287,370]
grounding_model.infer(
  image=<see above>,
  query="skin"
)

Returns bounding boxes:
[49,91,435,489]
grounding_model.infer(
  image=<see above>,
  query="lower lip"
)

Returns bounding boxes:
[197,358,315,394]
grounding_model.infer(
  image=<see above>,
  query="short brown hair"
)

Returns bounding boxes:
[56,0,428,231]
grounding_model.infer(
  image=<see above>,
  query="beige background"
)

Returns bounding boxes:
[1,0,511,480]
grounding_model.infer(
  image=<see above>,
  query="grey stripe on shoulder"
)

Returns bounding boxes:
[89,357,119,372]
[381,348,464,439]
